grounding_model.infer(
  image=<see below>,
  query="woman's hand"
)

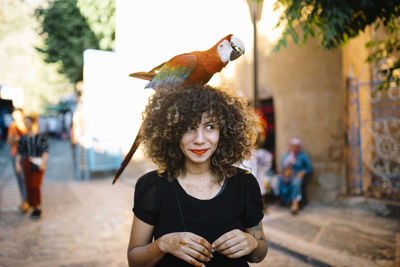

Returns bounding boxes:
[7,135,19,145]
[212,229,258,258]
[296,170,305,179]
[158,232,213,267]
[15,162,22,174]
[40,152,48,172]
[40,162,47,171]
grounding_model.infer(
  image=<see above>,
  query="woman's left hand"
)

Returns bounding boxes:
[212,229,258,258]
[40,153,48,172]
[40,162,47,171]
[296,170,305,179]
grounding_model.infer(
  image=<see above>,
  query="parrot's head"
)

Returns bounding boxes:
[216,34,245,63]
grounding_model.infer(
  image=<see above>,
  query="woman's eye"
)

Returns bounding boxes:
[187,126,195,131]
[206,125,215,130]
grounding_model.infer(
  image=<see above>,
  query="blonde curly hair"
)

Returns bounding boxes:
[141,84,260,183]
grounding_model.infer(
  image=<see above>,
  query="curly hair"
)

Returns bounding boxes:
[141,84,260,183]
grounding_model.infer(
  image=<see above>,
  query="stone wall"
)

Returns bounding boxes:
[267,39,346,202]
[216,35,348,202]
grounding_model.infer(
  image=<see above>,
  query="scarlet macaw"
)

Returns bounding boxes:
[113,34,245,183]
[129,34,245,89]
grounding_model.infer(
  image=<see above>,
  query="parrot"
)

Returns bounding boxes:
[112,34,245,184]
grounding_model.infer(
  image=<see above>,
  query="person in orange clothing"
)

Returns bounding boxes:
[16,114,48,220]
[7,108,28,212]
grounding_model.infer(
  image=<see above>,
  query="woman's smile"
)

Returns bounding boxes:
[190,149,209,155]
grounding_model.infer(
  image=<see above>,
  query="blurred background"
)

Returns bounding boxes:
[0,0,399,266]
[1,0,399,203]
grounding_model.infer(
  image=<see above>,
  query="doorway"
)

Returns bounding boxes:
[260,98,276,172]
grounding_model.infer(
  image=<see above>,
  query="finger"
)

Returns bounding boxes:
[178,240,209,261]
[178,252,205,267]
[184,246,210,263]
[187,234,212,258]
[214,231,243,251]
[223,248,248,259]
[189,234,212,251]
[186,241,213,259]
[213,230,238,248]
[217,235,245,253]
[218,241,243,256]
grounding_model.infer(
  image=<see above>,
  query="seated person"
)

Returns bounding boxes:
[278,138,312,214]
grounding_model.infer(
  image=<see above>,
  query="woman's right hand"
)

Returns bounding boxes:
[15,162,22,174]
[7,135,18,145]
[157,232,213,267]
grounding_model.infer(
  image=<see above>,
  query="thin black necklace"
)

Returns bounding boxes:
[173,180,187,231]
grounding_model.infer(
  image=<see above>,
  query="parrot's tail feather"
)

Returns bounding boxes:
[129,72,156,81]
[112,128,143,184]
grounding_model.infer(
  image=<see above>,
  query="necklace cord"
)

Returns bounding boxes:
[174,181,187,231]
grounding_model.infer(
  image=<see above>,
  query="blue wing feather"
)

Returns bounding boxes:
[146,54,198,89]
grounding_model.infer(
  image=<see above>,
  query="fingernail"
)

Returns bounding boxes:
[201,264,205,267]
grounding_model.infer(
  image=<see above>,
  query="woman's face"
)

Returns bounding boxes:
[289,143,301,153]
[12,110,24,123]
[179,113,220,165]
[24,118,34,130]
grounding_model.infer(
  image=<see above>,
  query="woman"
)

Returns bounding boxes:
[127,85,268,266]
[278,138,312,215]
[16,114,48,220]
[7,108,28,212]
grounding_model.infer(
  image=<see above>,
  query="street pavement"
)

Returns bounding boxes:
[0,139,399,267]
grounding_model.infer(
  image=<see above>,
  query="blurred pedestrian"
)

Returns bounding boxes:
[16,113,48,220]
[47,116,60,138]
[243,148,273,210]
[6,108,28,212]
[241,111,274,211]
[2,111,13,140]
[127,85,268,266]
[278,137,312,215]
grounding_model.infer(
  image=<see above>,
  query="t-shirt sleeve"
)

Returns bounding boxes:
[243,172,264,228]
[300,152,312,174]
[133,171,160,225]
[39,134,49,154]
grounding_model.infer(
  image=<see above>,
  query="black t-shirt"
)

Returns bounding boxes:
[133,168,264,267]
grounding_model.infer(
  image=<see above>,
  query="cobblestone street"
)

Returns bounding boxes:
[1,139,399,267]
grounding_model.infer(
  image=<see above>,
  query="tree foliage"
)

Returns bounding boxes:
[77,0,115,51]
[0,0,74,113]
[35,0,115,84]
[366,18,400,89]
[274,0,400,89]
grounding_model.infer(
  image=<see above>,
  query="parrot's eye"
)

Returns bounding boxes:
[219,44,223,48]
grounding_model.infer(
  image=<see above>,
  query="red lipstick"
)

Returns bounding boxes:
[190,149,208,155]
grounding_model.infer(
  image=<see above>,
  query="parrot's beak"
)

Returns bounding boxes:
[230,36,245,61]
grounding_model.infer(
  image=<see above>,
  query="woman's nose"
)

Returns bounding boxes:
[193,128,205,143]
